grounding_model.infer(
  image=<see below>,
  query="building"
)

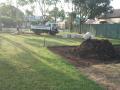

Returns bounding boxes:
[85,19,99,24]
[98,9,120,24]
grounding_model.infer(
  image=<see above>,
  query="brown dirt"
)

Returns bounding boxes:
[48,45,120,90]
[76,39,118,60]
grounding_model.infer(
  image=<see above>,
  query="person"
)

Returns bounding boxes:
[52,24,58,33]
[16,25,19,33]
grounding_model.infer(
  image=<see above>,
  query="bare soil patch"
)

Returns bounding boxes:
[48,45,120,90]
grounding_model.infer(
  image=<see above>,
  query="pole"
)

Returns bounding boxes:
[43,37,46,47]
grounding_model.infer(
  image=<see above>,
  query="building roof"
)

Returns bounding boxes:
[99,9,120,19]
[85,19,99,24]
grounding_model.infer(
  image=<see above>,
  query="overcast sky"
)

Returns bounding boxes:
[0,0,120,16]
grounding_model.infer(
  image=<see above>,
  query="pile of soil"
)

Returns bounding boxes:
[48,43,120,90]
[72,39,118,60]
[48,39,120,67]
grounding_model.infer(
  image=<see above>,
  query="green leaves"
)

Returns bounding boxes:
[71,0,113,20]
[49,7,65,21]
[17,0,35,6]
[17,0,28,6]
[0,4,24,27]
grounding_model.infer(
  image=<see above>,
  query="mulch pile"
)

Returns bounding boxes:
[72,39,119,60]
[48,39,120,67]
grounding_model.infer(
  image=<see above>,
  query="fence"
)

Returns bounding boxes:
[73,24,120,39]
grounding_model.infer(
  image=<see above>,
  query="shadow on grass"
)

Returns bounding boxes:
[0,35,105,90]
[0,36,88,80]
[23,35,83,47]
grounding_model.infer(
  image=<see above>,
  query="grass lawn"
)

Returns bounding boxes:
[0,34,119,90]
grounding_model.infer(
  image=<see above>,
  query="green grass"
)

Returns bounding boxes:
[1,34,119,90]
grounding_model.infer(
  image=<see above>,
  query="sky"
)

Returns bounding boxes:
[0,0,120,16]
[110,0,120,9]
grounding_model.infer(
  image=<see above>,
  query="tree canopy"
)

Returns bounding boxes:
[0,3,24,27]
[49,7,65,22]
[72,0,113,19]
[17,0,62,23]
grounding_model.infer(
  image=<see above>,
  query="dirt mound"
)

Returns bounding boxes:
[73,39,118,60]
[48,45,120,90]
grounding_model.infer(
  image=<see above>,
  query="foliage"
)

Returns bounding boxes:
[17,0,62,23]
[49,7,65,22]
[25,6,35,16]
[0,16,17,27]
[59,9,65,20]
[0,3,24,27]
[0,4,24,20]
[74,0,113,18]
[65,0,113,23]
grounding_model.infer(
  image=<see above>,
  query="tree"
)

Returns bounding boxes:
[17,0,51,18]
[72,0,113,20]
[25,5,35,16]
[25,9,33,16]
[68,12,76,30]
[0,16,16,27]
[0,3,24,27]
[17,0,61,23]
[64,0,113,33]
[49,7,59,22]
[59,9,65,21]
[49,7,65,22]
[65,0,113,22]
[48,0,60,22]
